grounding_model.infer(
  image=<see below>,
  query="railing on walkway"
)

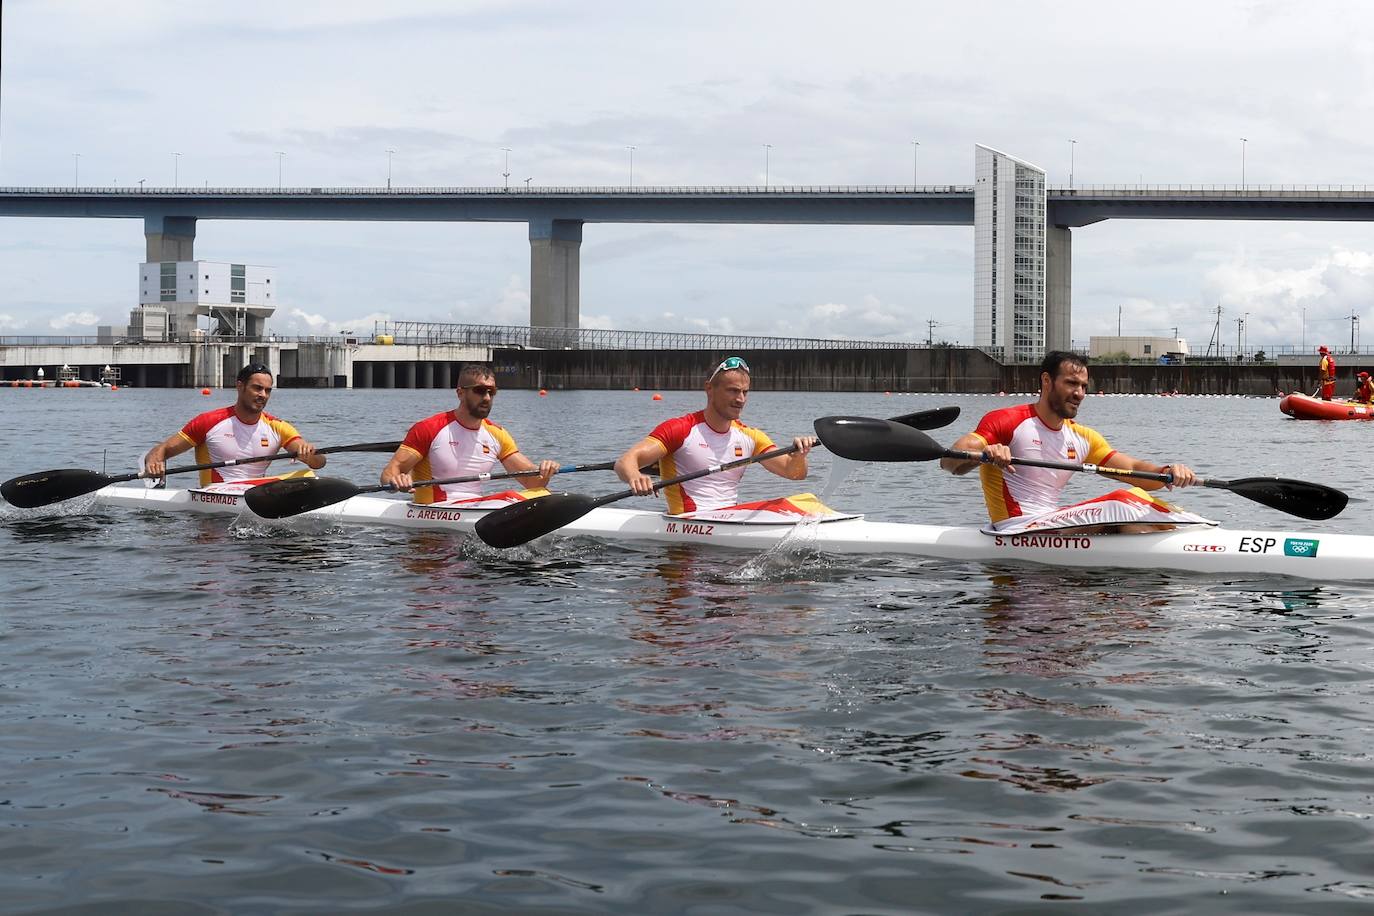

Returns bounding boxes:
[373,320,935,351]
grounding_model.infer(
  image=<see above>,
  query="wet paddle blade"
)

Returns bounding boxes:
[813,416,947,462]
[888,405,960,431]
[244,476,363,518]
[1213,477,1349,521]
[474,493,600,548]
[0,468,114,508]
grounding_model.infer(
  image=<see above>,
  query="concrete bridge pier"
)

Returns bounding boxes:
[145,215,196,261]
[1046,225,1072,353]
[529,219,582,342]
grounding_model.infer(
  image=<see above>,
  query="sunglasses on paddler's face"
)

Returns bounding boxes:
[709,356,750,381]
[461,385,498,397]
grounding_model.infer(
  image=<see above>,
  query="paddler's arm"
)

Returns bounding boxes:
[380,446,422,492]
[1102,452,1197,490]
[285,437,326,470]
[616,437,668,496]
[941,433,1012,475]
[143,432,194,479]
[500,452,558,488]
[760,436,815,480]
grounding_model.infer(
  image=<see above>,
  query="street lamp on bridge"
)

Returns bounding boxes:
[627,146,636,188]
[763,144,772,188]
[172,151,181,188]
[72,153,80,187]
[501,148,511,190]
[911,140,920,186]
[1240,138,1247,190]
[1069,139,1077,188]
[386,148,397,190]
[275,151,285,190]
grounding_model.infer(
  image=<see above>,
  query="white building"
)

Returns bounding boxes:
[974,145,1064,363]
[1089,335,1190,361]
[137,261,277,339]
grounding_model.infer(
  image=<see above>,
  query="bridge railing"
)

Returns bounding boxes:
[0,184,975,196]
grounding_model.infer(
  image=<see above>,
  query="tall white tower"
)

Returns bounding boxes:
[974,145,1048,362]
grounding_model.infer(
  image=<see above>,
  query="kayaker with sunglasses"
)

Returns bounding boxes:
[613,356,816,514]
[380,362,557,504]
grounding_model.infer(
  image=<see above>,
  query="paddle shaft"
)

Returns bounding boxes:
[943,447,1272,490]
[342,460,621,498]
[590,443,803,510]
[137,440,402,484]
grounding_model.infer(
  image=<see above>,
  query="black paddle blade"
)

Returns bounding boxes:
[243,476,363,518]
[474,493,599,548]
[1,468,112,508]
[1214,477,1349,521]
[889,405,961,431]
[813,416,946,462]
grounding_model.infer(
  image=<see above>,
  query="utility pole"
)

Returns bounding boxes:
[501,148,511,190]
[1353,312,1361,352]
[926,318,939,346]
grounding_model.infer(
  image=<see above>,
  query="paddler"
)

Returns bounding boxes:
[379,362,557,504]
[613,355,815,514]
[143,362,325,486]
[940,350,1199,533]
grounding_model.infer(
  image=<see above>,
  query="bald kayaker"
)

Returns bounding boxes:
[940,350,1200,533]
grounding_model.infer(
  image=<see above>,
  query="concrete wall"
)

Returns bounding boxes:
[493,347,1006,392]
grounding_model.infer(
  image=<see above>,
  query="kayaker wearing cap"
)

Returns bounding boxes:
[1356,371,1373,405]
[1319,345,1337,401]
[941,350,1201,534]
[613,355,815,514]
[143,362,325,486]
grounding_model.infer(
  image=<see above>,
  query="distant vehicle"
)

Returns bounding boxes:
[1158,352,1186,365]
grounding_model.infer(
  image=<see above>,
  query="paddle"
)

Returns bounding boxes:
[243,459,644,519]
[0,440,401,509]
[813,416,1349,521]
[474,443,813,549]
[888,405,960,431]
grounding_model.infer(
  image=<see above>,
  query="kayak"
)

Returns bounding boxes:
[1279,392,1374,420]
[92,483,1374,583]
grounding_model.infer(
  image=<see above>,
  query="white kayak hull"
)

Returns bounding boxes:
[93,484,1374,582]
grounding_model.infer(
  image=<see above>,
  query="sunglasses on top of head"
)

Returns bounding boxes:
[709,356,750,381]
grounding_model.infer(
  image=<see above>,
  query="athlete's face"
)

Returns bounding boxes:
[457,375,497,420]
[236,373,273,415]
[1042,363,1088,420]
[706,369,750,420]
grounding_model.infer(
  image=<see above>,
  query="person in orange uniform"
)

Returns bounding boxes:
[1318,345,1337,400]
[941,350,1199,532]
[613,356,815,514]
[381,363,557,504]
[1356,371,1374,405]
[143,362,326,486]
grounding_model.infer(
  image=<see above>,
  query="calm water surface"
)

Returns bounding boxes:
[3,387,1374,913]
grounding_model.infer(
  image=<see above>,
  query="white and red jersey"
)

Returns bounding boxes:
[968,403,1116,523]
[649,410,776,514]
[177,407,305,487]
[398,410,520,504]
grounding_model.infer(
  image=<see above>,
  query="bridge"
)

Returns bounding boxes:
[5,183,1374,332]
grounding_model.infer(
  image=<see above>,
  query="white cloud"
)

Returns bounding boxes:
[48,311,101,330]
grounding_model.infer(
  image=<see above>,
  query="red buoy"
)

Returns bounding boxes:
[652,393,663,401]
[201,387,212,395]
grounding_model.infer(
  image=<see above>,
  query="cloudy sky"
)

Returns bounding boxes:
[3,0,1374,354]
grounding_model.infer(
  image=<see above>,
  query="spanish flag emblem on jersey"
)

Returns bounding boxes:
[260,437,270,448]
[482,444,491,454]
[734,445,744,456]
[1066,446,1078,461]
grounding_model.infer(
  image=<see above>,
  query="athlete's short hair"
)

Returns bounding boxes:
[456,363,496,388]
[236,362,272,383]
[1040,350,1087,380]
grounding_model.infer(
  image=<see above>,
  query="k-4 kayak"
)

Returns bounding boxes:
[91,483,1374,583]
